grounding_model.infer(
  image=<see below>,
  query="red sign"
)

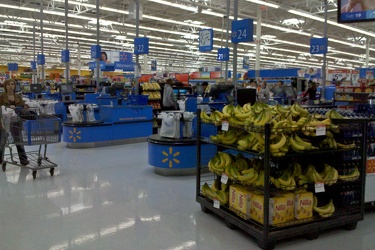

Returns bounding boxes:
[175,73,189,83]
[210,71,221,79]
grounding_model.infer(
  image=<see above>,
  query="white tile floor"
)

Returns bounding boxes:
[0,141,375,250]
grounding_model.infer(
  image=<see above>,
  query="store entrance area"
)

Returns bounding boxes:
[0,142,374,250]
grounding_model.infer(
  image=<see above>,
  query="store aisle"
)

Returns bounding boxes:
[0,142,374,250]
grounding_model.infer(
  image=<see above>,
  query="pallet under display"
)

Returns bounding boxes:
[196,108,366,250]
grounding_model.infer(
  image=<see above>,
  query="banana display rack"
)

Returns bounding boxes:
[196,105,367,250]
[1,113,62,179]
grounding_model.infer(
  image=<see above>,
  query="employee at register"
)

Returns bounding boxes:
[162,79,178,110]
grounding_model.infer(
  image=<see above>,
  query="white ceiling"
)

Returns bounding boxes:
[0,0,374,73]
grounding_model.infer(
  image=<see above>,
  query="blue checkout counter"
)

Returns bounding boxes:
[147,98,221,176]
[62,102,153,148]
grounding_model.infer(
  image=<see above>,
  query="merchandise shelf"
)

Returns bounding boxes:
[196,109,366,249]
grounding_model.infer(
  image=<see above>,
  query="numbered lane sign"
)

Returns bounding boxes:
[134,37,149,55]
[231,19,253,43]
[217,48,230,61]
[199,29,213,52]
[310,37,328,54]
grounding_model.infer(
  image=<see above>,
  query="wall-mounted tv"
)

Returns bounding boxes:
[338,0,375,23]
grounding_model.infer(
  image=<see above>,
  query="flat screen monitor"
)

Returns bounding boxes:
[60,84,74,94]
[237,88,257,106]
[30,84,42,93]
[338,0,375,23]
[208,84,235,103]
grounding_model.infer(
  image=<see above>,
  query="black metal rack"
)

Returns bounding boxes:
[196,109,367,249]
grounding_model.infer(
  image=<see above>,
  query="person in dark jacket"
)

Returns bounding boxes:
[0,79,29,165]
[303,82,317,105]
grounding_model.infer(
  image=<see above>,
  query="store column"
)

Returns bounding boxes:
[255,7,262,79]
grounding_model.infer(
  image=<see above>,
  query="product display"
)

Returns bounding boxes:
[197,102,367,249]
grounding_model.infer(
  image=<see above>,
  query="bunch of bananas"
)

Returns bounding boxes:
[270,133,289,157]
[320,133,357,150]
[338,167,360,181]
[303,164,324,183]
[210,128,247,145]
[142,82,161,90]
[290,103,310,117]
[270,162,301,190]
[201,181,229,205]
[236,132,266,152]
[319,164,339,186]
[320,133,338,149]
[325,109,347,119]
[313,196,335,217]
[208,151,232,175]
[289,134,318,152]
[237,167,259,184]
[301,115,333,137]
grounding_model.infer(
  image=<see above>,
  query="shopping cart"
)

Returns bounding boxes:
[1,107,62,179]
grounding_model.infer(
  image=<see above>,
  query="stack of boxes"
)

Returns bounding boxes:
[229,184,314,225]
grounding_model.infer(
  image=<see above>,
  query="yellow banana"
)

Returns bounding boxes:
[235,111,252,120]
[294,103,309,117]
[294,134,312,147]
[289,136,306,151]
[270,133,287,150]
[237,168,256,181]
[338,168,360,181]
[313,199,334,214]
[290,104,301,117]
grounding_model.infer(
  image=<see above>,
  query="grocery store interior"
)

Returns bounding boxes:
[1,0,375,249]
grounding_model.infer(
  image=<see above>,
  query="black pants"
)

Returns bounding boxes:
[0,123,28,165]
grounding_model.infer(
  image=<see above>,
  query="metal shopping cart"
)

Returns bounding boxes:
[1,107,62,179]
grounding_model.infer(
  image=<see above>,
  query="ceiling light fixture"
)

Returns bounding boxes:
[245,0,279,9]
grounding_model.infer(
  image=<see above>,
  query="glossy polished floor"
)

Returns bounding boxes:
[0,141,375,250]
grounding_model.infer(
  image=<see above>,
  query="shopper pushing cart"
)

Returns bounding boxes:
[0,79,62,179]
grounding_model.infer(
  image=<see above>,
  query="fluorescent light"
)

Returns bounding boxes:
[147,0,197,12]
[184,20,204,25]
[201,9,226,18]
[112,35,127,40]
[182,34,199,39]
[282,18,305,26]
[245,0,279,9]
[288,10,325,22]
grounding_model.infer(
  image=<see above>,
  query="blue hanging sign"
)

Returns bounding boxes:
[134,38,149,55]
[61,49,70,63]
[217,48,230,61]
[91,45,101,59]
[231,19,254,43]
[310,37,328,54]
[114,61,135,71]
[151,60,157,71]
[7,63,18,71]
[37,54,45,65]
[30,61,37,70]
[88,61,105,70]
[119,52,133,63]
[199,29,214,52]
